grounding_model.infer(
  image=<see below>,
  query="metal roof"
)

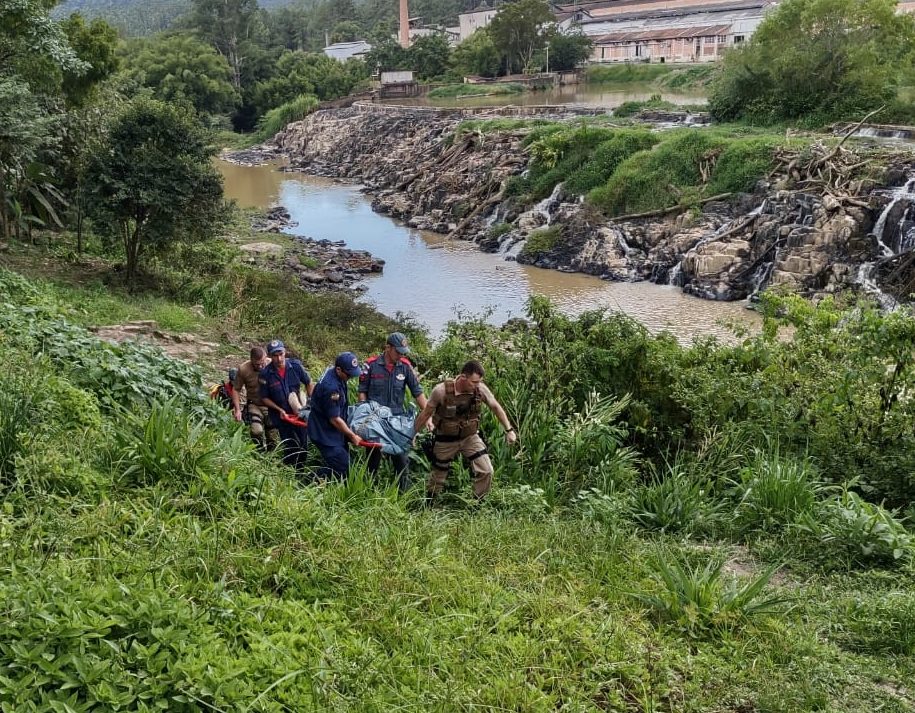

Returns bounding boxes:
[593,22,731,41]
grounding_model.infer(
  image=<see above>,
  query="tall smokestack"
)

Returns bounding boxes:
[399,0,410,48]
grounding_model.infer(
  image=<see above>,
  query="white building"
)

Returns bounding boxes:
[458,1,498,43]
[554,0,774,63]
[323,40,373,62]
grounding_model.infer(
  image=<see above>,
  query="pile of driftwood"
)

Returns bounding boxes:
[768,108,887,209]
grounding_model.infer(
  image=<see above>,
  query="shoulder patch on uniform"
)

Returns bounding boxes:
[366,355,379,364]
[399,357,413,366]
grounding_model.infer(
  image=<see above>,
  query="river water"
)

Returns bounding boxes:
[384,81,708,110]
[219,159,759,342]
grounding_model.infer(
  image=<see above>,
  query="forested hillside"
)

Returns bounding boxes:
[54,0,478,37]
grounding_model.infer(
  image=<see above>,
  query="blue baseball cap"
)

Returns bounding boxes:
[335,351,361,377]
[387,332,411,355]
[267,339,285,355]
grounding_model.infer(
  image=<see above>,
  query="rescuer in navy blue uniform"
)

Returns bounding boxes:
[308,352,363,480]
[358,332,427,491]
[258,339,313,473]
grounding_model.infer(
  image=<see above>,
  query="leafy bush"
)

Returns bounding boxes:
[520,225,560,258]
[570,488,630,527]
[707,0,913,125]
[634,554,789,635]
[796,491,913,567]
[0,573,251,710]
[613,95,678,118]
[486,484,552,517]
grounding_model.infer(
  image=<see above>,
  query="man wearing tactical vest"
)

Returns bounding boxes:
[413,359,516,501]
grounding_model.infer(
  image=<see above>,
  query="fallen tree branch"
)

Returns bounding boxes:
[611,193,733,222]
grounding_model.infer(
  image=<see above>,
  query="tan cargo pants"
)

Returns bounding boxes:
[245,403,277,446]
[428,433,493,499]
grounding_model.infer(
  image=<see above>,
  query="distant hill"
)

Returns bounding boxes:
[55,0,475,38]
[53,0,191,36]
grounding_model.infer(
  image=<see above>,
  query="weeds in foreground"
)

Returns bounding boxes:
[634,555,791,635]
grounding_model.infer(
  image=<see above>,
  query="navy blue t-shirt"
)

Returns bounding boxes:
[358,355,423,415]
[258,358,311,427]
[308,367,349,446]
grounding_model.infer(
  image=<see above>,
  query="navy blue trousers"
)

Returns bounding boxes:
[314,441,350,481]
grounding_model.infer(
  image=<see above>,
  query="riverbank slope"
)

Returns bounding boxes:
[271,104,915,304]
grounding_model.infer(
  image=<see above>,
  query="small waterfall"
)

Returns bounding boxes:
[616,228,636,257]
[856,262,899,310]
[870,177,915,257]
[667,261,682,286]
[534,182,564,226]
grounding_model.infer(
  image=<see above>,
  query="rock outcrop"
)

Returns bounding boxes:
[270,103,915,304]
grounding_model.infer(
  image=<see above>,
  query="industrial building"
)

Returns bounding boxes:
[554,0,774,63]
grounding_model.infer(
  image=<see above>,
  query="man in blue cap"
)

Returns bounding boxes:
[308,351,365,480]
[258,339,313,472]
[358,332,427,491]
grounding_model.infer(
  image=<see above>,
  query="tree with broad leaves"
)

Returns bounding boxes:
[487,0,555,75]
[86,99,224,285]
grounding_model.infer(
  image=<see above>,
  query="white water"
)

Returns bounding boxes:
[534,182,564,226]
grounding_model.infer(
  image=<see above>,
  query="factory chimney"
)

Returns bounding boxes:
[399,0,410,48]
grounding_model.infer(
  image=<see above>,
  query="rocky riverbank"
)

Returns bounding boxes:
[241,206,384,293]
[264,104,915,304]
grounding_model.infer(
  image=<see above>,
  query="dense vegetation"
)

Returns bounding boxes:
[505,122,788,217]
[709,0,915,125]
[1,260,914,709]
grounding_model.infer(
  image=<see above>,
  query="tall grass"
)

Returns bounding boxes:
[255,94,319,141]
[0,384,33,483]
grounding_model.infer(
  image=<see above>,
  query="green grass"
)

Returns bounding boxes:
[428,82,526,99]
[586,63,679,83]
[2,264,915,710]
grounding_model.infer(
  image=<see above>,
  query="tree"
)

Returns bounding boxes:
[331,20,363,44]
[409,34,452,80]
[191,0,262,90]
[548,32,591,72]
[487,0,555,75]
[0,78,56,241]
[0,0,85,82]
[365,37,411,72]
[120,33,239,117]
[86,99,224,284]
[451,29,500,78]
[708,0,915,124]
[60,14,120,108]
[250,51,367,118]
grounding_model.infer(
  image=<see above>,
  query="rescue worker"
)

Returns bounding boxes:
[413,359,516,501]
[231,346,275,449]
[258,339,313,472]
[308,352,364,481]
[358,332,428,492]
[209,368,237,408]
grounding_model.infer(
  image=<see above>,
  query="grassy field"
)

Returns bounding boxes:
[1,254,914,710]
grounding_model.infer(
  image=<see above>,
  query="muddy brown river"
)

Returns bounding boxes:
[219,160,759,341]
